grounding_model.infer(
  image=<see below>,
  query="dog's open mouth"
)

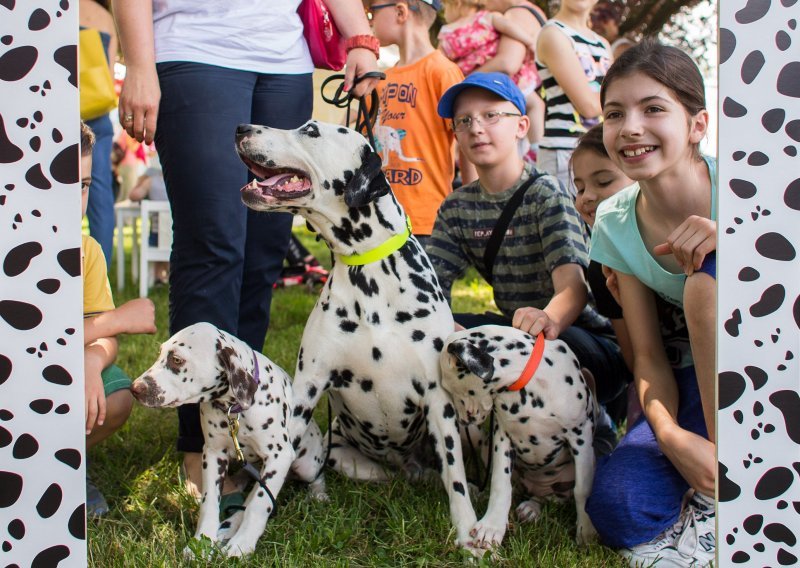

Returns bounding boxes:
[240,157,312,200]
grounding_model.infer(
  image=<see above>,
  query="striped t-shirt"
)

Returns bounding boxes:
[536,20,612,151]
[427,164,611,334]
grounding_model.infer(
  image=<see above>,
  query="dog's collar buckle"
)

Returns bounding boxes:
[338,216,412,266]
[506,332,545,392]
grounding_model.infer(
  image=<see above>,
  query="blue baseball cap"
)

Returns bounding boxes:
[419,0,442,9]
[437,72,526,119]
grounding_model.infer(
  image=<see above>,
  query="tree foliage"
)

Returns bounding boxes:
[532,0,707,38]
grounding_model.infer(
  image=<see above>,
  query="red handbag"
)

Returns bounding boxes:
[298,0,346,71]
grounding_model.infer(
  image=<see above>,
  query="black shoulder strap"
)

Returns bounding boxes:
[482,172,543,284]
[508,4,547,27]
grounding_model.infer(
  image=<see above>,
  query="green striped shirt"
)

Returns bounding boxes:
[427,165,610,333]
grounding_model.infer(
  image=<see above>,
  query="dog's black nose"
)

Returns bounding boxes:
[236,124,254,136]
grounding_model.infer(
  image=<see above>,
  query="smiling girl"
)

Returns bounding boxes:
[584,40,717,567]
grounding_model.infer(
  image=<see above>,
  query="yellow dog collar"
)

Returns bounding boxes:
[338,217,412,266]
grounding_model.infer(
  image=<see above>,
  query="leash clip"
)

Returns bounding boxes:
[226,406,245,464]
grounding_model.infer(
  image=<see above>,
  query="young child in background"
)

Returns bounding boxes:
[368,0,472,241]
[438,0,537,80]
[80,122,157,516]
[535,0,611,193]
[571,124,692,431]
[438,0,544,163]
[585,40,717,567]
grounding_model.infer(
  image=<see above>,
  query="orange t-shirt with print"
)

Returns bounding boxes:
[376,51,464,235]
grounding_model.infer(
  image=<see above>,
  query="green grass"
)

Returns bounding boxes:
[89,225,625,567]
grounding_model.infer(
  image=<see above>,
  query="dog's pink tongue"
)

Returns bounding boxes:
[262,173,294,186]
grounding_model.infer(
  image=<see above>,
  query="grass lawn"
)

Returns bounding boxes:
[88,224,625,567]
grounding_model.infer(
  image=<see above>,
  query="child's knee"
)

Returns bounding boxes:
[105,389,133,429]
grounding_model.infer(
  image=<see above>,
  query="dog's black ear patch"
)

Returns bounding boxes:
[218,345,257,410]
[447,339,495,381]
[344,145,391,208]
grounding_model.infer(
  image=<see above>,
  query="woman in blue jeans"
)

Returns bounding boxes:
[112,0,380,498]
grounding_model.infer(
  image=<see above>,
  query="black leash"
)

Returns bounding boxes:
[320,71,385,151]
[464,410,496,493]
[224,406,278,518]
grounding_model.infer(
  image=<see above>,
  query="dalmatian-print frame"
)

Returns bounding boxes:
[717,0,800,565]
[0,1,88,566]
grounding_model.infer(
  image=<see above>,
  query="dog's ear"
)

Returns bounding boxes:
[217,344,257,410]
[446,339,495,382]
[344,145,391,208]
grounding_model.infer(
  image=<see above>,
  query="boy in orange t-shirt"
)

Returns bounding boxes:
[368,0,474,240]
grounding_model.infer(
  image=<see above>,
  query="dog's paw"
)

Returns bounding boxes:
[515,499,542,523]
[221,536,256,558]
[469,519,506,549]
[308,476,329,502]
[575,517,599,546]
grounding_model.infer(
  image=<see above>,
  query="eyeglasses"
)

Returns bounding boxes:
[366,2,398,20]
[451,110,522,132]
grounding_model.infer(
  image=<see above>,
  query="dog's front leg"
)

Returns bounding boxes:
[425,391,479,554]
[470,424,513,549]
[567,425,598,545]
[222,447,295,557]
[186,446,227,556]
[287,363,328,451]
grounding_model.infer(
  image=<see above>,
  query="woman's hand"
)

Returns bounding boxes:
[118,65,161,144]
[344,48,379,98]
[653,215,716,276]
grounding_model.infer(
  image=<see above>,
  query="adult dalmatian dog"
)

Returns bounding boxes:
[131,322,327,557]
[440,325,599,549]
[234,120,481,553]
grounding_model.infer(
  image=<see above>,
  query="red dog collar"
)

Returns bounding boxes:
[506,332,545,392]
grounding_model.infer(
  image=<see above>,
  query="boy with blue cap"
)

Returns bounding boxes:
[427,72,630,434]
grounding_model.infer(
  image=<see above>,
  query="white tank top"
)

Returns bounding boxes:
[153,0,313,74]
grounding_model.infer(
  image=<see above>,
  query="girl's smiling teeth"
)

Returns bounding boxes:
[622,145,656,157]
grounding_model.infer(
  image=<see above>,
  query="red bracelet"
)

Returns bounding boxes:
[344,34,381,59]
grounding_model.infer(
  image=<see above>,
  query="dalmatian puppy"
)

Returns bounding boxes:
[234,121,481,554]
[440,325,599,549]
[131,322,326,557]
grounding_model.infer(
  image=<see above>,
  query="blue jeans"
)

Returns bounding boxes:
[586,365,708,549]
[155,62,313,453]
[453,312,630,406]
[85,113,115,265]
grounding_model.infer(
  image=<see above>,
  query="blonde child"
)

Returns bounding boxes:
[585,40,716,567]
[80,122,157,516]
[368,0,470,239]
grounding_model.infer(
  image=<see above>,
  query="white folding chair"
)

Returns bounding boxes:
[138,200,172,298]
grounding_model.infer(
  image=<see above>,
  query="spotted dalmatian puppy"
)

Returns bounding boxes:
[131,322,327,557]
[234,121,481,554]
[441,325,599,549]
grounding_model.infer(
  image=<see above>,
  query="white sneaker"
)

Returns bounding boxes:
[619,492,716,567]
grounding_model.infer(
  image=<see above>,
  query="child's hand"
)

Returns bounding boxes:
[658,423,716,496]
[115,298,157,335]
[85,359,106,435]
[653,215,716,276]
[512,307,559,340]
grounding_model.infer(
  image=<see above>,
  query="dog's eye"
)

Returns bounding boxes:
[170,354,184,367]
